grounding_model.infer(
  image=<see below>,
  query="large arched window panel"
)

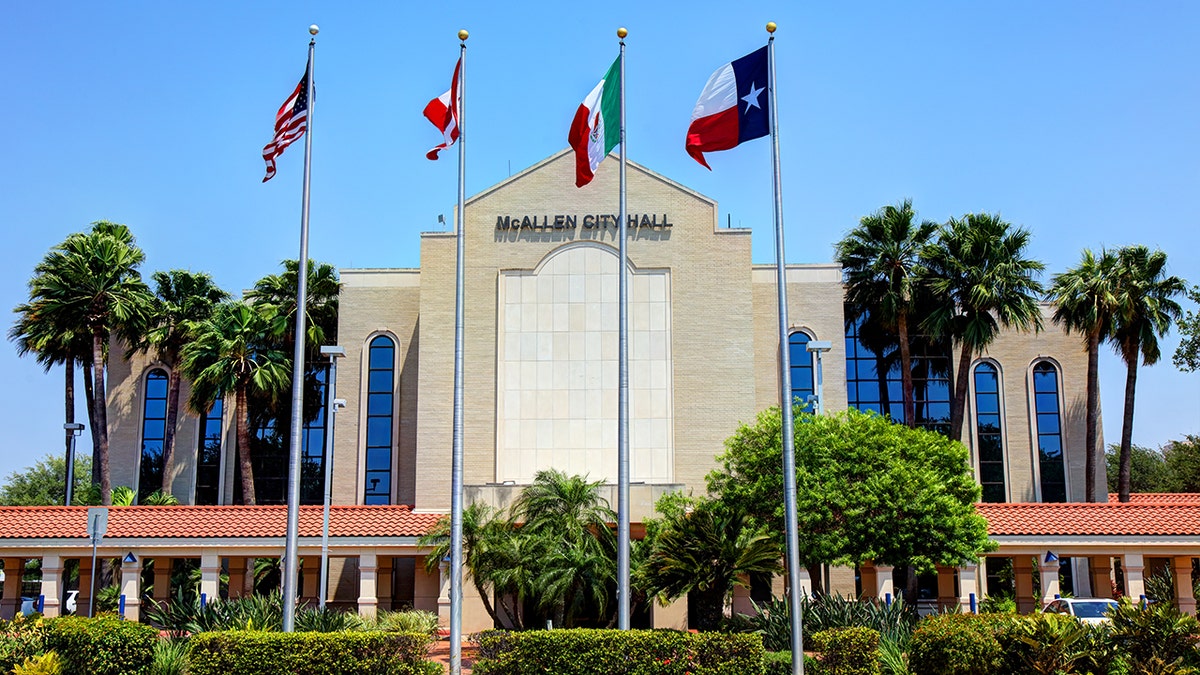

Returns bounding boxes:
[138,368,169,502]
[1032,361,1067,503]
[788,331,815,412]
[194,397,224,505]
[973,362,1006,503]
[364,335,396,505]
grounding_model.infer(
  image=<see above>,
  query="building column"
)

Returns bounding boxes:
[76,557,93,616]
[199,553,220,605]
[1173,556,1197,615]
[40,555,64,618]
[378,557,394,612]
[358,552,378,620]
[437,559,451,627]
[794,567,813,598]
[120,555,141,622]
[875,565,895,604]
[301,556,319,605]
[1089,556,1113,599]
[936,565,957,612]
[1,558,23,619]
[227,558,248,599]
[859,562,877,601]
[1015,556,1036,613]
[1039,558,1061,608]
[152,558,172,608]
[1123,553,1146,601]
[958,563,980,612]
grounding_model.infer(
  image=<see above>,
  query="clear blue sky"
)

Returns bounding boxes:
[2,1,1197,481]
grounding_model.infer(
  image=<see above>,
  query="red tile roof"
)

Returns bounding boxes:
[1106,493,1200,504]
[0,505,444,540]
[977,501,1200,537]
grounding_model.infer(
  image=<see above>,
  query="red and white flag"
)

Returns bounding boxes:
[424,57,461,160]
[262,65,310,182]
[685,46,769,169]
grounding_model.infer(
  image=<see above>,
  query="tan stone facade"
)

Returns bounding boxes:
[98,149,1103,629]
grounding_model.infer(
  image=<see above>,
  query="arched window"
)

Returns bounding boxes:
[138,369,169,502]
[364,336,396,504]
[194,398,223,505]
[1032,362,1067,502]
[973,363,1005,503]
[788,332,815,412]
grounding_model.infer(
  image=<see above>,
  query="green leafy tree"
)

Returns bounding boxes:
[1048,249,1119,502]
[836,200,939,427]
[180,301,291,505]
[1172,285,1200,372]
[0,454,92,506]
[1164,435,1200,493]
[709,407,993,574]
[20,222,155,504]
[130,270,229,497]
[1108,246,1186,502]
[637,495,781,631]
[1104,444,1170,494]
[921,213,1044,441]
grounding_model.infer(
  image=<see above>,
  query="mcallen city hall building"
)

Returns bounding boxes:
[4,150,1198,628]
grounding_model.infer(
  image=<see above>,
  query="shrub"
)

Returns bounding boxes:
[730,594,917,652]
[0,616,50,672]
[187,630,439,675]
[41,615,157,675]
[992,612,1100,674]
[810,627,880,675]
[472,628,765,675]
[10,651,64,675]
[1107,597,1200,671]
[151,639,190,675]
[294,605,365,633]
[877,637,909,675]
[763,650,821,675]
[976,593,1015,614]
[908,613,1002,675]
[372,609,440,636]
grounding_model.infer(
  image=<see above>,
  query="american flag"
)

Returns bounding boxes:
[262,66,309,182]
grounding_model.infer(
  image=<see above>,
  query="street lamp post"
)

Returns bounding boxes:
[317,345,345,610]
[63,423,84,506]
[805,341,832,416]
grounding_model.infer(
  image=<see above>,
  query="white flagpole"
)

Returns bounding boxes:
[282,24,319,634]
[449,28,469,675]
[616,25,631,631]
[766,21,805,675]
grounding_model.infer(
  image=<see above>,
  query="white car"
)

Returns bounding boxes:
[1044,597,1120,624]
[19,590,78,616]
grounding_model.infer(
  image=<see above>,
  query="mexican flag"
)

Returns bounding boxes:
[568,57,621,188]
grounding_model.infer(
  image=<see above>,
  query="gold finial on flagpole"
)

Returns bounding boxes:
[459,29,469,41]
[309,24,319,35]
[766,21,777,34]
[617,27,628,39]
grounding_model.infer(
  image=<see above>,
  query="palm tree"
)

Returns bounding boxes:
[421,502,513,627]
[24,222,154,505]
[180,301,291,505]
[1048,249,1119,502]
[1108,246,1186,502]
[837,200,939,427]
[922,213,1045,441]
[246,259,340,356]
[131,270,229,496]
[638,498,781,631]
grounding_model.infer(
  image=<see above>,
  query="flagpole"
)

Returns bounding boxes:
[281,24,318,634]
[616,25,631,632]
[449,28,469,675]
[766,22,805,675]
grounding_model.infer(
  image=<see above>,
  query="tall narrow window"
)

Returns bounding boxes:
[301,367,328,504]
[788,332,815,412]
[364,336,395,504]
[194,398,224,505]
[138,369,169,502]
[973,363,1005,503]
[1033,362,1067,502]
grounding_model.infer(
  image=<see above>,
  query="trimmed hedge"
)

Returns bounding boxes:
[908,613,1004,675]
[764,650,821,675]
[42,615,158,675]
[472,628,765,675]
[809,627,880,675]
[187,630,441,675]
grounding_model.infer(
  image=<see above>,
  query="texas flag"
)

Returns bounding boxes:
[685,46,770,169]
